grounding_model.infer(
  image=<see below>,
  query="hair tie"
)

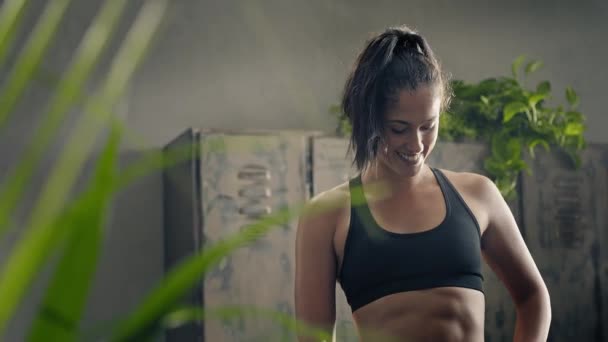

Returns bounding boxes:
[399,33,424,55]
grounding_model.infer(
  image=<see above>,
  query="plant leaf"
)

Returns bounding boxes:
[565,87,579,108]
[0,0,166,333]
[511,55,526,79]
[0,0,128,238]
[0,0,30,69]
[496,176,518,200]
[506,138,522,159]
[484,158,504,176]
[565,111,584,122]
[528,139,550,158]
[536,81,551,94]
[503,101,528,123]
[0,0,72,128]
[490,135,504,161]
[577,135,586,150]
[528,93,548,108]
[564,122,585,136]
[27,123,122,342]
[524,60,543,75]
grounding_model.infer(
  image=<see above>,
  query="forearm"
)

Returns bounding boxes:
[513,290,551,342]
[296,320,334,342]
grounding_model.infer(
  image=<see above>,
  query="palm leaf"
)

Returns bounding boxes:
[0,0,127,237]
[0,0,167,334]
[27,122,122,342]
[0,0,31,69]
[0,0,73,127]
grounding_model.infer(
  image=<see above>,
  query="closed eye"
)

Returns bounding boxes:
[390,125,434,134]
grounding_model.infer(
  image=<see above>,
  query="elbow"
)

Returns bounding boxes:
[515,284,552,319]
[512,286,552,342]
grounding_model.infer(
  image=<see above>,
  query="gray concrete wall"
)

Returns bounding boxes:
[127,0,608,148]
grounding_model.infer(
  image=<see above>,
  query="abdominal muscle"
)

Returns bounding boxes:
[350,287,485,342]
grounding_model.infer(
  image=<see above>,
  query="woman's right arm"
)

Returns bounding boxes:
[294,193,341,342]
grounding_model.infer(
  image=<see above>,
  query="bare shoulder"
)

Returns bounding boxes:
[437,168,499,202]
[435,168,504,234]
[299,181,351,234]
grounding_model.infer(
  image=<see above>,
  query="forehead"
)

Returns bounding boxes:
[385,86,441,123]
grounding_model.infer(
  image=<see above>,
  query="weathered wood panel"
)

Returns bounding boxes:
[198,132,309,341]
[521,145,608,342]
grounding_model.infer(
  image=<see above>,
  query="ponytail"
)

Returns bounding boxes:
[341,25,451,171]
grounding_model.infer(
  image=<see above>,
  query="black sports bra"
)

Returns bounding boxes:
[338,167,484,312]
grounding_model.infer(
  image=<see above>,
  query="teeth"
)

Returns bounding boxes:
[398,152,420,162]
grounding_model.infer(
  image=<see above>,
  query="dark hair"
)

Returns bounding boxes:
[341,25,451,171]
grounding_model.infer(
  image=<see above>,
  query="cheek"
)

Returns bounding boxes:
[386,133,405,147]
[381,131,401,148]
[423,132,438,152]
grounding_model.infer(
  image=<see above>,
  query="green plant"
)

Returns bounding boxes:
[0,2,336,341]
[331,56,587,199]
[0,0,171,340]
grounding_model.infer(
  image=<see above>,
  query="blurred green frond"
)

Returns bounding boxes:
[0,0,168,335]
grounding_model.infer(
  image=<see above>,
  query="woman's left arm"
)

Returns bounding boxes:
[476,176,551,342]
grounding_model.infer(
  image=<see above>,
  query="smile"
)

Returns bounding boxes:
[396,152,422,163]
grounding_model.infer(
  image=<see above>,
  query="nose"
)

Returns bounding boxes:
[407,131,423,154]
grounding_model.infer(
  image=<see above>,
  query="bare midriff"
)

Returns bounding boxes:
[351,287,485,342]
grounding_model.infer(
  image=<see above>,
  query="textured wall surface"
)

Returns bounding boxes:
[127,0,608,148]
[521,144,608,342]
[197,132,308,341]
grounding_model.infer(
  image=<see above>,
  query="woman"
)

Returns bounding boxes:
[294,26,551,342]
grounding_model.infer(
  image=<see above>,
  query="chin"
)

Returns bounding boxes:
[384,157,426,178]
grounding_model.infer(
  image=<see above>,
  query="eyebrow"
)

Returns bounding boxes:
[388,116,438,125]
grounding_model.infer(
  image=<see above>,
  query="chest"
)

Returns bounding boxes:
[367,187,448,234]
[334,175,490,276]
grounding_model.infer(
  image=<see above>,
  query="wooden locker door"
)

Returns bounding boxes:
[199,132,308,341]
[521,145,608,341]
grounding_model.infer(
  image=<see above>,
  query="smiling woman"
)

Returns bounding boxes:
[295,25,551,342]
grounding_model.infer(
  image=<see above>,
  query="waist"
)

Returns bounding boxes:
[353,287,485,342]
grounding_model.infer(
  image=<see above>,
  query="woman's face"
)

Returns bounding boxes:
[377,85,442,178]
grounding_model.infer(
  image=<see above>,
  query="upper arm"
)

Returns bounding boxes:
[477,176,549,304]
[295,191,344,340]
